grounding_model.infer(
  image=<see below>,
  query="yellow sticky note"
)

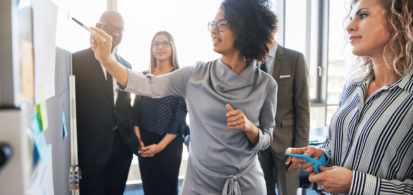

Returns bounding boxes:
[21,40,34,100]
[37,85,49,131]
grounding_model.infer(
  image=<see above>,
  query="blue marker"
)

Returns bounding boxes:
[285,153,327,174]
[72,17,107,42]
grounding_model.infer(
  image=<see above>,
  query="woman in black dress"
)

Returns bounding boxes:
[133,31,188,195]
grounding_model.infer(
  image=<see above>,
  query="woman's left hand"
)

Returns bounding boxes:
[140,144,164,157]
[226,104,255,133]
[309,165,353,194]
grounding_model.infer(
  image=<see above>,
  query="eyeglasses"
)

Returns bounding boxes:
[98,22,125,35]
[208,20,228,32]
[153,41,171,48]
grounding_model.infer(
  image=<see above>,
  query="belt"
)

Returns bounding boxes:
[189,145,256,195]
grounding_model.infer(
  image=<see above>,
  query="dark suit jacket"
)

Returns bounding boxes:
[73,48,139,166]
[270,45,310,153]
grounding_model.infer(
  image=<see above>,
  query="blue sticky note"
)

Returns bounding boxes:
[285,153,327,174]
[31,113,51,166]
[62,112,67,137]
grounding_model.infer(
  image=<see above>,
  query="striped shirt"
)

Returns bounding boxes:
[321,71,413,195]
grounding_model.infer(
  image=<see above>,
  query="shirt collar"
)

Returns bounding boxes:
[218,59,255,84]
[397,71,413,93]
[111,52,118,62]
[358,70,413,93]
[268,42,278,58]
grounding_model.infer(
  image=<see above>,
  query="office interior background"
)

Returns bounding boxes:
[60,0,355,184]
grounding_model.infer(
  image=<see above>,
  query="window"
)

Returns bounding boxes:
[283,0,352,128]
[68,0,107,53]
[117,0,222,72]
[327,0,351,105]
[285,0,308,60]
[326,0,352,124]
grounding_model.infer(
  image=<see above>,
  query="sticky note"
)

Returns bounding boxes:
[31,113,51,166]
[21,40,34,100]
[62,112,67,137]
[37,85,49,131]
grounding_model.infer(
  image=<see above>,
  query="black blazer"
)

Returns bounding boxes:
[73,48,139,166]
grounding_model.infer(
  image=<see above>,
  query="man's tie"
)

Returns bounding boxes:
[107,71,114,106]
[260,61,267,73]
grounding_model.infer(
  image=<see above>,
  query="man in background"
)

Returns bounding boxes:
[72,10,139,195]
[258,12,310,195]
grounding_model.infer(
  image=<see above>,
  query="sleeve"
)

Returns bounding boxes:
[320,84,348,163]
[132,95,141,127]
[248,82,278,151]
[293,53,310,148]
[320,126,333,164]
[349,171,413,194]
[122,66,195,98]
[166,97,188,135]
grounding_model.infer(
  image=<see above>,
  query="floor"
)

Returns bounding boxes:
[123,184,321,195]
[124,184,182,195]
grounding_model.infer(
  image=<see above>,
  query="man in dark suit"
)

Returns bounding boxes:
[73,10,139,195]
[258,12,310,195]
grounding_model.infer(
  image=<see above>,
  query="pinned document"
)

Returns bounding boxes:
[37,85,49,131]
[30,113,51,166]
[21,40,35,100]
[33,0,57,104]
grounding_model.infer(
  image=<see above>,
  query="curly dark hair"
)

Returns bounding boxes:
[220,0,277,62]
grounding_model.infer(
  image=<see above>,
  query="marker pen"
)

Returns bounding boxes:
[72,17,107,42]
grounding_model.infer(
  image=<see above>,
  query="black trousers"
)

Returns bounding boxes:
[138,129,183,195]
[79,130,133,195]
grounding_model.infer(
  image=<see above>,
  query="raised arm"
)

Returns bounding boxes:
[90,27,193,98]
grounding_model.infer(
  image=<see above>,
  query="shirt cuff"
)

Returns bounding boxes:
[166,121,181,135]
[117,81,126,90]
[248,128,265,151]
[349,171,380,194]
[320,147,332,165]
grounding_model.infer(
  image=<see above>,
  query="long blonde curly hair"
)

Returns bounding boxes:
[345,0,413,83]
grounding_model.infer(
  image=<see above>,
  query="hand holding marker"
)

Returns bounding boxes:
[72,17,107,42]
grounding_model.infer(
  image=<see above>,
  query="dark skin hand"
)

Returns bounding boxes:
[225,104,260,146]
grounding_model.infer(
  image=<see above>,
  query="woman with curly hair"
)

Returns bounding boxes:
[90,0,277,194]
[286,0,413,194]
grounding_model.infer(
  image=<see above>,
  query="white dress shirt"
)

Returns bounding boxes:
[262,42,278,75]
[100,52,119,105]
[321,72,413,194]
